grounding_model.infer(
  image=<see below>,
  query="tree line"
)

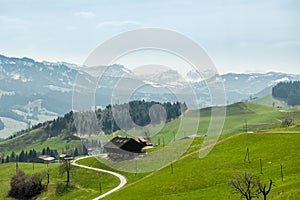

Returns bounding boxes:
[272,81,300,106]
[0,145,88,164]
[6,100,187,140]
[95,100,187,134]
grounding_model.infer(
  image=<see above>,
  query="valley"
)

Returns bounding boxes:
[0,102,300,199]
[1,54,300,137]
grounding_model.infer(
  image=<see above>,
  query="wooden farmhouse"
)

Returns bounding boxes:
[104,136,152,160]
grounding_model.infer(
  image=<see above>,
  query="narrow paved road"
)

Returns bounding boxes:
[72,156,127,200]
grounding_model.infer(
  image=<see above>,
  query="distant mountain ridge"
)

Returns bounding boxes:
[1,54,300,137]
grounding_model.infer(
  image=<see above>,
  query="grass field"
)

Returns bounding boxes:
[0,161,120,200]
[0,132,299,199]
[1,102,299,157]
[0,128,81,156]
[251,94,290,108]
[111,102,300,147]
[103,132,300,200]
[1,102,300,199]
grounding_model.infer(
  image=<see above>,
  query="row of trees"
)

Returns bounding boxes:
[73,100,187,135]
[1,145,88,164]
[1,148,55,164]
[272,81,300,106]
[94,100,187,134]
[6,100,187,141]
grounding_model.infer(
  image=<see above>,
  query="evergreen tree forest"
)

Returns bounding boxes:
[272,81,300,106]
[7,100,187,139]
[0,145,88,164]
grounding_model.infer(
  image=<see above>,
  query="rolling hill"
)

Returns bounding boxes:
[0,102,300,199]
[251,94,290,108]
[1,102,299,164]
[99,132,300,200]
[0,161,120,200]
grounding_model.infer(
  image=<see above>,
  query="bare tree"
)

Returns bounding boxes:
[229,173,259,200]
[258,179,273,200]
[230,172,273,200]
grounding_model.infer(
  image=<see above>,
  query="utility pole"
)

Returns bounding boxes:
[47,168,50,185]
[135,159,137,175]
[15,162,19,173]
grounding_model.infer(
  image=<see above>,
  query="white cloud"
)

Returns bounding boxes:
[75,11,96,19]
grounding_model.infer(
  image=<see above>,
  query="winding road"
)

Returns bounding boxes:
[72,156,127,200]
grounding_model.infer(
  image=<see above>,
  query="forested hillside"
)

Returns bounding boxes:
[7,100,186,140]
[272,81,300,106]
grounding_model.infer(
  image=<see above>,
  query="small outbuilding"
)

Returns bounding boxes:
[38,155,55,166]
[59,154,74,162]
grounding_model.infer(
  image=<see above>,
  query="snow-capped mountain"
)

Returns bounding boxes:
[133,67,187,87]
[186,70,300,104]
[1,53,300,138]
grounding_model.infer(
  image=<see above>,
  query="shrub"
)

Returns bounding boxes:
[8,170,44,199]
[55,181,75,195]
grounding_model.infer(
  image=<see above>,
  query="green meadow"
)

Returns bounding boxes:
[0,161,119,200]
[102,132,300,199]
[1,102,299,156]
[0,102,300,199]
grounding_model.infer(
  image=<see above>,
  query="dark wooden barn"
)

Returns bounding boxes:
[104,136,152,160]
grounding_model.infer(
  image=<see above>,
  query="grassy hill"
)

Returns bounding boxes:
[114,102,300,146]
[251,94,290,108]
[0,102,300,199]
[1,102,299,157]
[0,161,119,200]
[94,132,300,199]
[0,128,81,156]
[1,132,299,199]
[65,130,300,200]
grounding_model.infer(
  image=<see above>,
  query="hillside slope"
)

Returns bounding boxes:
[1,102,299,157]
[102,132,300,199]
[251,94,290,108]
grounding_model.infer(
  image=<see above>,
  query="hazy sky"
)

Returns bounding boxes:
[0,0,299,74]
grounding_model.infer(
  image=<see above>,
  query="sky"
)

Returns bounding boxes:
[0,0,299,74]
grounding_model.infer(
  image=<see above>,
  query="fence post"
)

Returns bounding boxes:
[244,147,250,162]
[280,163,283,182]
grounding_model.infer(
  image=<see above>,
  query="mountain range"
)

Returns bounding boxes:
[1,54,300,138]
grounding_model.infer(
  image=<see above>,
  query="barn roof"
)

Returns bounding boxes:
[104,136,152,154]
[104,136,132,149]
[133,136,153,146]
